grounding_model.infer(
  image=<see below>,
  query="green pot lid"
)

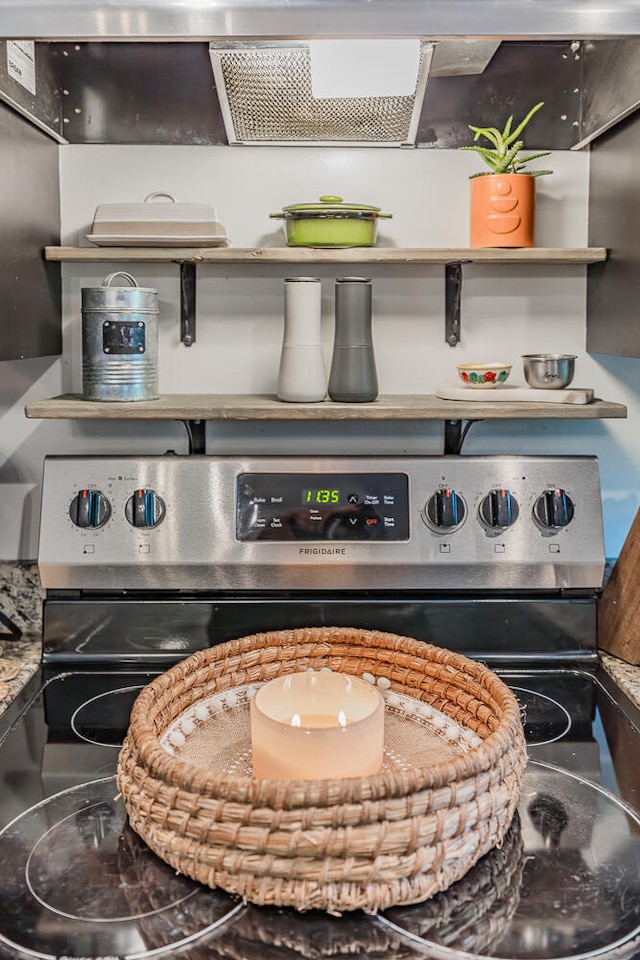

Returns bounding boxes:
[281,195,382,213]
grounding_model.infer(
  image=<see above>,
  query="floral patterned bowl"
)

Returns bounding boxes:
[456,362,512,389]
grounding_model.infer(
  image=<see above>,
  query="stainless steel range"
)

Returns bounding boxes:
[1,453,639,960]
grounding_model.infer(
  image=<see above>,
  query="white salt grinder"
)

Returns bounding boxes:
[277,277,327,402]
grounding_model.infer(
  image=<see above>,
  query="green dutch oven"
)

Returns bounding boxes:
[270,195,392,248]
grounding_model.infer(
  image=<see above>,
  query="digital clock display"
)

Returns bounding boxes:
[302,488,340,505]
[236,472,409,542]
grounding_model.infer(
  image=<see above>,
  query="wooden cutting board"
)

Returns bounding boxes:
[436,384,595,404]
[598,508,640,664]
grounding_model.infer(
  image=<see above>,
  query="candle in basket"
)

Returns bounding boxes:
[250,671,385,780]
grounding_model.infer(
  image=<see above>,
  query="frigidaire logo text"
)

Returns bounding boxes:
[299,547,347,556]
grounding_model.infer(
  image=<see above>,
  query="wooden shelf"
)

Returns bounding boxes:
[45,244,609,348]
[26,392,626,456]
[25,393,627,422]
[45,246,608,265]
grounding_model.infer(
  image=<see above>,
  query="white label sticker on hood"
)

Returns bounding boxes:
[7,40,36,95]
[310,39,421,99]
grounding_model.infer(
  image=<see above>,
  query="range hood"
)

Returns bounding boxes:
[0,0,639,41]
[0,37,592,150]
[0,2,639,152]
[208,39,501,146]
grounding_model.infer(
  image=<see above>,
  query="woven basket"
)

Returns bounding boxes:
[383,811,524,954]
[116,627,527,914]
[186,816,525,960]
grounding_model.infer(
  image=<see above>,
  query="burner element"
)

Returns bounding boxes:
[380,762,640,960]
[27,799,197,922]
[510,686,572,745]
[71,685,144,746]
[0,778,242,958]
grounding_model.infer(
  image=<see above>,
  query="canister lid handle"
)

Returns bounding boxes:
[102,271,139,287]
[144,191,176,203]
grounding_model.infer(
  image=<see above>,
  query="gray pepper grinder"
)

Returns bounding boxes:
[328,277,378,402]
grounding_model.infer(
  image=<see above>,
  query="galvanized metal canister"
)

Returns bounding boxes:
[81,272,159,401]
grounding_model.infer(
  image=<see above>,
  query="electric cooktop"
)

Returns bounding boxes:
[0,666,638,960]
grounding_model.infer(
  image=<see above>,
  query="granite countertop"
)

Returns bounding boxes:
[1,560,640,719]
[0,562,43,716]
[599,652,640,710]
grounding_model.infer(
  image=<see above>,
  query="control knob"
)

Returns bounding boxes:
[534,489,575,529]
[424,488,465,530]
[69,489,111,529]
[479,489,519,529]
[125,489,166,528]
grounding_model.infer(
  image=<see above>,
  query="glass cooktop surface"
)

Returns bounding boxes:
[0,668,639,960]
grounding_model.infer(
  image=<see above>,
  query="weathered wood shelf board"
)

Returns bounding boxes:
[45,246,608,265]
[25,394,627,421]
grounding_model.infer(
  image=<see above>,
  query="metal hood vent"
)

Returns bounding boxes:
[208,39,498,146]
[0,1,637,41]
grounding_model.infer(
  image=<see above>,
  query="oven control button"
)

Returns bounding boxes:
[423,489,466,530]
[125,489,166,528]
[69,489,111,528]
[534,489,575,528]
[479,489,519,529]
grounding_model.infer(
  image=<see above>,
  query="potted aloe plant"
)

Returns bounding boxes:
[461,101,552,248]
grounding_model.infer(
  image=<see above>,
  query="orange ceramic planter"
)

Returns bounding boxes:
[470,173,535,248]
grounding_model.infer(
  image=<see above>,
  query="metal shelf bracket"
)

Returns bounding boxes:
[182,418,206,455]
[177,260,197,347]
[444,419,463,455]
[445,259,470,347]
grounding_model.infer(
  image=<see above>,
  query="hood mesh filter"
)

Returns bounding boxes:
[209,42,432,146]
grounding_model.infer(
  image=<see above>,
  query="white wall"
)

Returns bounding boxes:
[1,143,639,559]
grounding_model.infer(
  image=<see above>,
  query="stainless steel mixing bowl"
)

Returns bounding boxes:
[522,354,576,389]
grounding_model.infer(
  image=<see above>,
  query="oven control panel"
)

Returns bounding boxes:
[38,454,605,591]
[236,473,410,541]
